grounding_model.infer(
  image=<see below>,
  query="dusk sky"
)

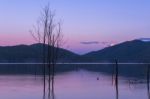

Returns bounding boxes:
[0,0,150,54]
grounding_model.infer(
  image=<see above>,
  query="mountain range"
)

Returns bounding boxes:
[0,43,79,62]
[0,39,150,62]
[83,39,150,62]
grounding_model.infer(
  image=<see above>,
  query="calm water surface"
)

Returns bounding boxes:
[0,69,148,99]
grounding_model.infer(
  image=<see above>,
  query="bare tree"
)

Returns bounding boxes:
[30,4,62,99]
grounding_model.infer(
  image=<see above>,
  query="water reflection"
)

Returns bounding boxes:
[0,64,150,99]
[43,70,55,99]
[115,60,119,99]
[147,65,150,99]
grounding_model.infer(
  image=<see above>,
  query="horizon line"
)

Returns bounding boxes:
[0,62,150,65]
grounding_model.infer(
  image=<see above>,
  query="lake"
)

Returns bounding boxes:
[0,64,149,99]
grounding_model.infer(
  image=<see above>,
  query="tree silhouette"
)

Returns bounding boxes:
[30,4,63,99]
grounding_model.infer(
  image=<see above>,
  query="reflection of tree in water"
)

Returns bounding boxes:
[112,60,119,99]
[113,63,150,99]
[43,68,55,99]
[115,60,119,99]
[147,65,150,99]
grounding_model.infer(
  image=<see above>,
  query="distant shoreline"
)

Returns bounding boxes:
[0,62,150,65]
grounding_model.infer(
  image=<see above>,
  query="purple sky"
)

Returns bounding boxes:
[0,0,150,54]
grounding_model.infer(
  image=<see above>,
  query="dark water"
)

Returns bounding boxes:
[0,64,149,99]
